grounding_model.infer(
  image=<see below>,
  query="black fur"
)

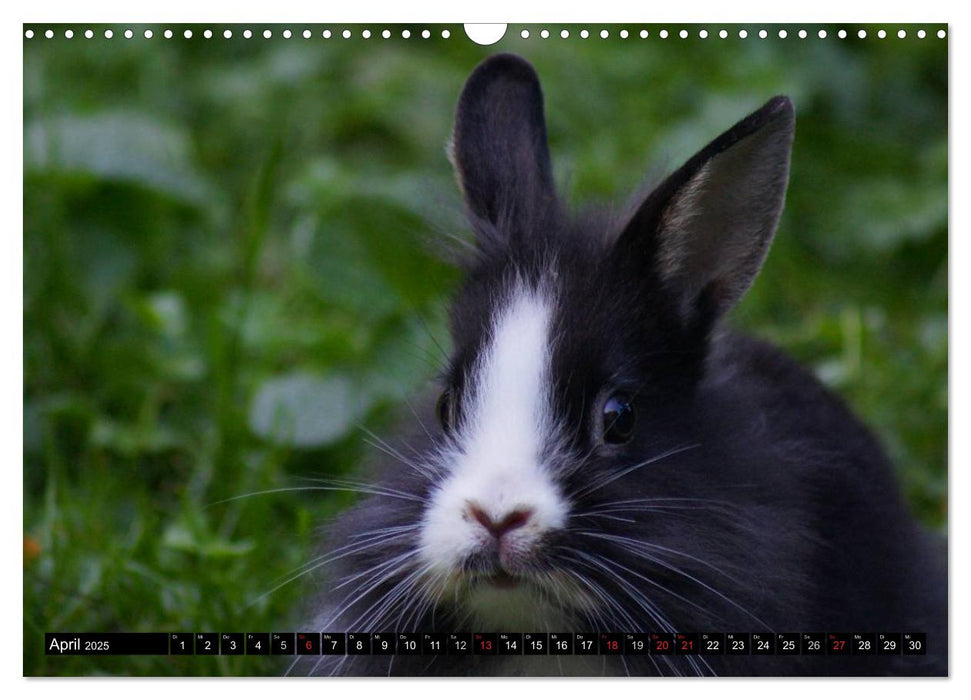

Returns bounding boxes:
[292,54,946,677]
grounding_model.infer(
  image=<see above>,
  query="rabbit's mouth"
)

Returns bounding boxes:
[441,566,599,631]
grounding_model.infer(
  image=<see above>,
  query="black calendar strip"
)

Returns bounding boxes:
[45,632,927,656]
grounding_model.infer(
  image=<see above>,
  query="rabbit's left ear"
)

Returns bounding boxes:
[618,97,795,324]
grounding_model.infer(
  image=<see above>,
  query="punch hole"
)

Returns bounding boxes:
[639,29,648,38]
[719,29,727,39]
[243,29,252,39]
[541,29,549,39]
[381,29,389,39]
[464,24,507,45]
[699,29,708,39]
[165,29,173,38]
[799,29,807,38]
[224,30,232,39]
[263,29,271,39]
[620,29,629,38]
[758,29,767,39]
[104,29,112,38]
[283,29,292,39]
[342,29,351,39]
[125,29,133,39]
[818,29,827,39]
[779,29,787,39]
[600,30,609,39]
[858,29,866,38]
[660,29,668,39]
[561,29,569,39]
[838,29,847,39]
[937,29,946,38]
[442,29,451,38]
[580,29,589,39]
[897,30,906,39]
[144,29,153,39]
[363,29,371,39]
[738,29,747,39]
[204,29,212,39]
[422,30,430,38]
[65,29,74,39]
[521,29,529,39]
[877,29,886,38]
[917,29,926,39]
[679,29,688,39]
[25,29,33,39]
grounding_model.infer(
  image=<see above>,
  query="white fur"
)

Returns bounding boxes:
[419,283,572,622]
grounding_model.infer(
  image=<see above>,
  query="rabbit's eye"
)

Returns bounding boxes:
[602,393,636,444]
[437,390,455,434]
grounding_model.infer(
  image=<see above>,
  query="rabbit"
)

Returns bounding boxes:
[291,53,947,677]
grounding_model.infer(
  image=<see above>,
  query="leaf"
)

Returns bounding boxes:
[162,522,254,558]
[845,178,947,252]
[288,160,459,315]
[302,217,403,317]
[249,372,374,448]
[24,111,213,205]
[133,291,189,339]
[90,418,183,457]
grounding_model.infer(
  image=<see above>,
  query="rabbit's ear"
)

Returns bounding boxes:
[618,96,795,324]
[450,54,556,233]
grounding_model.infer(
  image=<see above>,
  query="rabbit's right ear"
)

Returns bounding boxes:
[450,54,557,236]
[617,96,795,327]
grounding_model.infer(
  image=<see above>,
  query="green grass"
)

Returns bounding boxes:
[23,24,946,675]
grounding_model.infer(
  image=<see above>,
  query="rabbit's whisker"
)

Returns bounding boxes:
[293,477,430,504]
[571,442,701,500]
[346,562,437,635]
[215,482,427,505]
[564,549,713,676]
[333,550,417,593]
[252,528,418,606]
[358,424,438,480]
[570,548,726,632]
[574,531,771,632]
[307,557,420,676]
[560,551,681,676]
[575,531,746,586]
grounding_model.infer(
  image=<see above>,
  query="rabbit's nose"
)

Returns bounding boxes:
[465,502,533,539]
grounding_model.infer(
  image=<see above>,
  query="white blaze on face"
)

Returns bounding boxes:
[419,283,568,576]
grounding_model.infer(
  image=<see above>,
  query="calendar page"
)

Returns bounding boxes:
[23,20,948,678]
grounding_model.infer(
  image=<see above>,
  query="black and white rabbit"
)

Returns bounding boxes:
[293,54,946,677]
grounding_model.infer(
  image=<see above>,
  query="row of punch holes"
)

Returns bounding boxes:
[24,26,947,42]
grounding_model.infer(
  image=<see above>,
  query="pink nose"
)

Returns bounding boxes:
[465,503,533,539]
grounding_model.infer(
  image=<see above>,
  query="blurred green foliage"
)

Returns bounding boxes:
[23,24,946,675]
